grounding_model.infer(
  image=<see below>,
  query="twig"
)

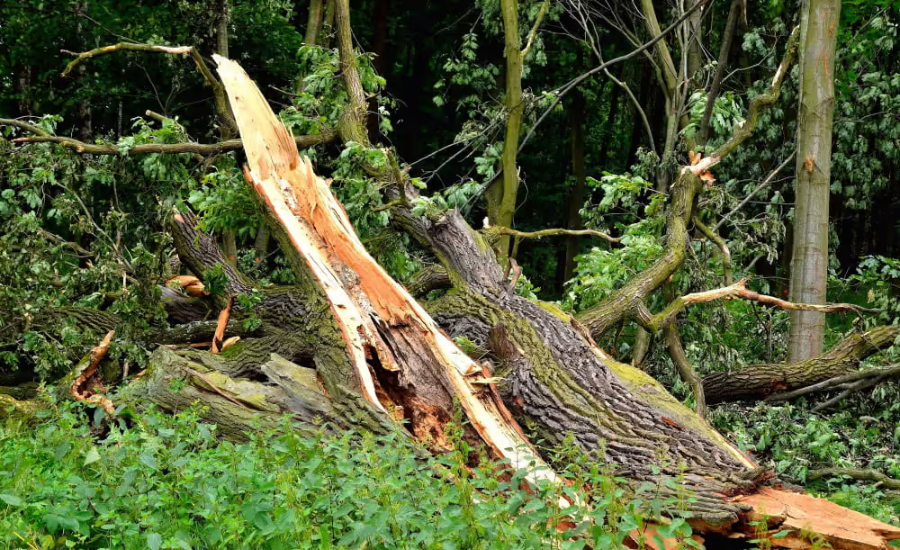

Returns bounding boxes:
[714,150,796,232]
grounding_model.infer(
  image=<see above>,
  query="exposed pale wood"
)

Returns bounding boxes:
[210,295,234,354]
[212,55,558,486]
[71,330,116,415]
[735,487,900,550]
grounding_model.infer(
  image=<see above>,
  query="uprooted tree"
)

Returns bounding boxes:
[3,2,900,548]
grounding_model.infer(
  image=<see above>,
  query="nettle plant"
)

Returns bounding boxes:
[0,403,697,550]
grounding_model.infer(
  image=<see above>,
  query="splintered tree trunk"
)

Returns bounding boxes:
[122,56,900,549]
[788,0,841,361]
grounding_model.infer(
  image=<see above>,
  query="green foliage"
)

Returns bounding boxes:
[563,172,664,312]
[712,400,900,526]
[0,403,697,549]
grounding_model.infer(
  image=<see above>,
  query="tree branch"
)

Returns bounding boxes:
[61,42,237,137]
[488,226,621,244]
[689,25,800,175]
[693,214,733,284]
[808,468,900,490]
[637,278,878,333]
[767,364,900,403]
[665,323,707,418]
[7,130,336,156]
[521,0,550,61]
[0,118,51,137]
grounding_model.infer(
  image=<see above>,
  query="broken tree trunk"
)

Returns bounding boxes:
[703,325,900,404]
[120,56,900,548]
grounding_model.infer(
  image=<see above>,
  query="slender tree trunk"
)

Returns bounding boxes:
[486,0,524,259]
[215,0,238,263]
[563,58,588,283]
[367,0,389,143]
[305,0,325,45]
[698,0,742,145]
[686,0,704,80]
[627,63,653,167]
[788,0,841,361]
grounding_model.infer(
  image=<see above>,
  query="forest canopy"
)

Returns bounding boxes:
[2,0,900,548]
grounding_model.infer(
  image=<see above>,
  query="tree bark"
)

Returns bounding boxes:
[486,0,525,259]
[788,0,841,361]
[305,0,324,45]
[698,0,742,145]
[703,325,900,404]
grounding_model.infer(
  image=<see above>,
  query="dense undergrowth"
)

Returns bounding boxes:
[0,400,700,550]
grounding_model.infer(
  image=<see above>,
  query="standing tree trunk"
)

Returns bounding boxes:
[788,0,841,361]
[305,0,325,45]
[216,0,238,264]
[563,69,587,283]
[486,0,524,259]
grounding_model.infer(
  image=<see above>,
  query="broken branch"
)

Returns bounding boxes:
[688,26,800,175]
[639,278,878,332]
[71,330,116,415]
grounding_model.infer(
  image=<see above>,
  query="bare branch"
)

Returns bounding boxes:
[7,130,336,156]
[638,278,879,332]
[61,43,192,77]
[518,0,715,155]
[488,226,621,244]
[812,372,895,412]
[713,150,796,232]
[0,118,51,137]
[61,42,237,136]
[767,364,900,403]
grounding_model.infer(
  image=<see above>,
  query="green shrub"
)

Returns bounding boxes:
[0,402,695,550]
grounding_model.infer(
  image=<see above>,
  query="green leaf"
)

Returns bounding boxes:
[0,494,23,507]
[84,446,101,466]
[147,532,163,550]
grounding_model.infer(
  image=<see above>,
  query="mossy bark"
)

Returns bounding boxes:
[703,325,900,404]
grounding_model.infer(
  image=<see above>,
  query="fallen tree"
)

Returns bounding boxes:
[3,4,900,547]
[119,54,900,547]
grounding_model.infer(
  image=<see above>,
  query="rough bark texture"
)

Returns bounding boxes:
[788,0,841,361]
[703,325,900,404]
